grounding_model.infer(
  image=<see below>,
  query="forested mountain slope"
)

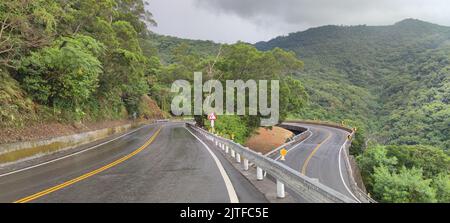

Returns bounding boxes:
[0,0,165,131]
[141,33,220,64]
[256,19,450,151]
[1,2,447,202]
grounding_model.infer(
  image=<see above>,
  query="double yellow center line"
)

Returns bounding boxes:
[301,132,332,175]
[14,127,162,203]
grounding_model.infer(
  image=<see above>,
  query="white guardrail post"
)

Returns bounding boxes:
[236,152,241,163]
[186,123,358,203]
[243,157,249,170]
[277,180,285,198]
[256,166,264,180]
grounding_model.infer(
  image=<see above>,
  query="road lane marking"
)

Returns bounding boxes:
[301,131,332,175]
[338,140,361,203]
[275,130,313,160]
[13,127,162,203]
[276,123,361,202]
[185,127,239,203]
[0,125,150,178]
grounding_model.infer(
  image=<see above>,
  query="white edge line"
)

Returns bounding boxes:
[0,124,149,178]
[285,124,360,203]
[275,130,313,161]
[185,127,239,203]
[338,142,361,203]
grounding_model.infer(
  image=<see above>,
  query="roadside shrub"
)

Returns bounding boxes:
[19,35,104,118]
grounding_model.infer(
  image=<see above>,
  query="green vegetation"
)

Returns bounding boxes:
[256,19,450,202]
[357,144,449,202]
[0,1,447,203]
[204,115,249,144]
[0,0,163,127]
[372,166,437,203]
[19,35,104,113]
[256,19,450,147]
[150,42,308,142]
[0,0,306,144]
[142,33,220,64]
[0,69,37,128]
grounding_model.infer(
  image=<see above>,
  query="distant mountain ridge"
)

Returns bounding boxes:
[256,19,449,50]
[255,19,450,150]
[146,19,449,150]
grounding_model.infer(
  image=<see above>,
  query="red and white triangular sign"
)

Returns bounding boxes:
[208,112,217,120]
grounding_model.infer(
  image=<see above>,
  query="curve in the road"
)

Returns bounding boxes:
[0,122,266,203]
[301,130,331,175]
[280,123,359,202]
[0,125,149,178]
[185,127,239,203]
[14,127,162,203]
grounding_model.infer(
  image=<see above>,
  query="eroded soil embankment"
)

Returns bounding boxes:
[245,126,294,154]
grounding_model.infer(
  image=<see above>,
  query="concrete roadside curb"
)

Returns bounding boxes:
[0,120,153,165]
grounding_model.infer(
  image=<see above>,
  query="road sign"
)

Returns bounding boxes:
[280,148,287,161]
[208,113,216,120]
[208,113,216,128]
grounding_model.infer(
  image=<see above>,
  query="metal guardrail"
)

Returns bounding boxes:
[281,121,377,203]
[187,123,357,203]
[265,129,312,159]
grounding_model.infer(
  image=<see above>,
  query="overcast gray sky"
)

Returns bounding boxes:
[146,0,450,44]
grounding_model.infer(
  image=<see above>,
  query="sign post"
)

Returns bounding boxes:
[280,148,287,161]
[207,112,217,132]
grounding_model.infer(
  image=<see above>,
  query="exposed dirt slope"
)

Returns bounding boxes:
[245,127,294,154]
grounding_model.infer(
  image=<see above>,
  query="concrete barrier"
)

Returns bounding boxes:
[277,124,307,134]
[187,123,357,203]
[0,121,148,165]
[284,120,352,133]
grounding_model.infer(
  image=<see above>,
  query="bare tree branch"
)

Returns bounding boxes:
[204,46,223,104]
[73,22,83,35]
[0,59,17,69]
[0,16,12,45]
[0,35,10,47]
[0,44,14,54]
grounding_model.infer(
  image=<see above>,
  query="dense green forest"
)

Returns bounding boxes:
[0,0,166,128]
[146,41,307,143]
[0,0,448,202]
[0,0,305,142]
[256,19,450,202]
[142,33,220,64]
[136,19,450,202]
[255,19,449,150]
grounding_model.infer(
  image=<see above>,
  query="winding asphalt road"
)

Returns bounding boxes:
[278,122,358,202]
[0,122,267,203]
